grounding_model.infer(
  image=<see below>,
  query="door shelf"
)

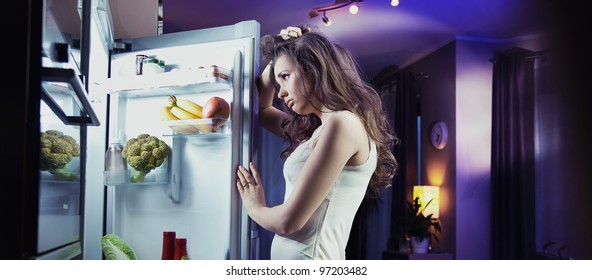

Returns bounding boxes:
[103,69,232,99]
[105,155,170,186]
[125,167,169,185]
[105,167,169,186]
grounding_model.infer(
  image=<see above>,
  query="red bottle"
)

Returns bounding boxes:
[161,231,176,260]
[173,238,189,260]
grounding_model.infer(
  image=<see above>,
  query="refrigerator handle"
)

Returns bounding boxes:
[168,137,182,204]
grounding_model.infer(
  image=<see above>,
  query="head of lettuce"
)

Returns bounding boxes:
[101,234,137,260]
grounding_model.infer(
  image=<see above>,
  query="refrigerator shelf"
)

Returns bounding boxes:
[163,118,230,136]
[103,69,232,98]
[39,176,80,184]
[39,157,81,182]
[40,169,80,182]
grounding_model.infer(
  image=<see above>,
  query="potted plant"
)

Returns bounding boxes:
[402,197,442,253]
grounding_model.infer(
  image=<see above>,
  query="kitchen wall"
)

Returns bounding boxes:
[454,39,505,260]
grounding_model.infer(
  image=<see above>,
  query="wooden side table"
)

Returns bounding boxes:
[382,250,454,260]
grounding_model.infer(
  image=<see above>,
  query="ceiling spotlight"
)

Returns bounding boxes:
[322,12,332,26]
[349,2,359,14]
[391,0,399,6]
[309,0,363,26]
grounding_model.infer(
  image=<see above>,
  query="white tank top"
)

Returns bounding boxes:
[270,122,377,260]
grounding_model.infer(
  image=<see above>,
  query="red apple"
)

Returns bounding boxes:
[202,96,230,120]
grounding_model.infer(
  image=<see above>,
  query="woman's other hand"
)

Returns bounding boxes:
[257,62,275,111]
[256,62,287,137]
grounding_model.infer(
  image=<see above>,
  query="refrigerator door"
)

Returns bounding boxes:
[27,0,103,260]
[5,0,100,260]
[89,21,259,260]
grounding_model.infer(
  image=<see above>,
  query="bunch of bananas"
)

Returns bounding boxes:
[161,95,203,120]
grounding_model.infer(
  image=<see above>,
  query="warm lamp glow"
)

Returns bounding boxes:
[413,185,440,218]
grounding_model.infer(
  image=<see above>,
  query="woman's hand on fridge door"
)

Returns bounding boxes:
[236,162,267,217]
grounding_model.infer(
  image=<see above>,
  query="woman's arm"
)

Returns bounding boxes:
[237,112,365,235]
[257,63,287,137]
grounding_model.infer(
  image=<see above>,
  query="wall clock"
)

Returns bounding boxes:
[430,121,448,150]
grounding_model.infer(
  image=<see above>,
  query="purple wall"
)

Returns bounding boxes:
[406,41,457,255]
[455,40,497,259]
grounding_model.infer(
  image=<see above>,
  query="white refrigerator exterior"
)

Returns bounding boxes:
[84,19,260,260]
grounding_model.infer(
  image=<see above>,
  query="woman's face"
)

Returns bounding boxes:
[274,55,316,115]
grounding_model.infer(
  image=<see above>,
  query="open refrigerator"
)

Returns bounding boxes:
[5,0,259,261]
[82,4,261,260]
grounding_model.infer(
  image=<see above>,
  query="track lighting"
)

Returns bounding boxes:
[349,1,359,14]
[322,12,332,26]
[309,1,400,26]
[309,0,363,26]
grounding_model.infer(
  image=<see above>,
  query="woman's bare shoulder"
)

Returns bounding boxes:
[325,111,363,129]
[315,111,369,165]
[319,111,365,141]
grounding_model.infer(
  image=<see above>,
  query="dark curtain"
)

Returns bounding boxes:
[490,47,536,260]
[377,70,419,252]
[387,71,420,251]
[346,70,419,259]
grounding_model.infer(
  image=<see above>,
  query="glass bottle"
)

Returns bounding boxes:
[136,54,147,75]
[104,137,127,186]
[173,238,189,260]
[161,231,176,260]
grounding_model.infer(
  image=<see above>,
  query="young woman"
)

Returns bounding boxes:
[236,26,398,260]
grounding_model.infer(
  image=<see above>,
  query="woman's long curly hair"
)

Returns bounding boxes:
[260,26,398,199]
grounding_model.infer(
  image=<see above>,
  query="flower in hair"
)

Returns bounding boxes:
[279,26,302,40]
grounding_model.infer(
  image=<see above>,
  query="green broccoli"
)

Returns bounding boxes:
[40,130,80,181]
[101,234,137,260]
[122,133,170,183]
